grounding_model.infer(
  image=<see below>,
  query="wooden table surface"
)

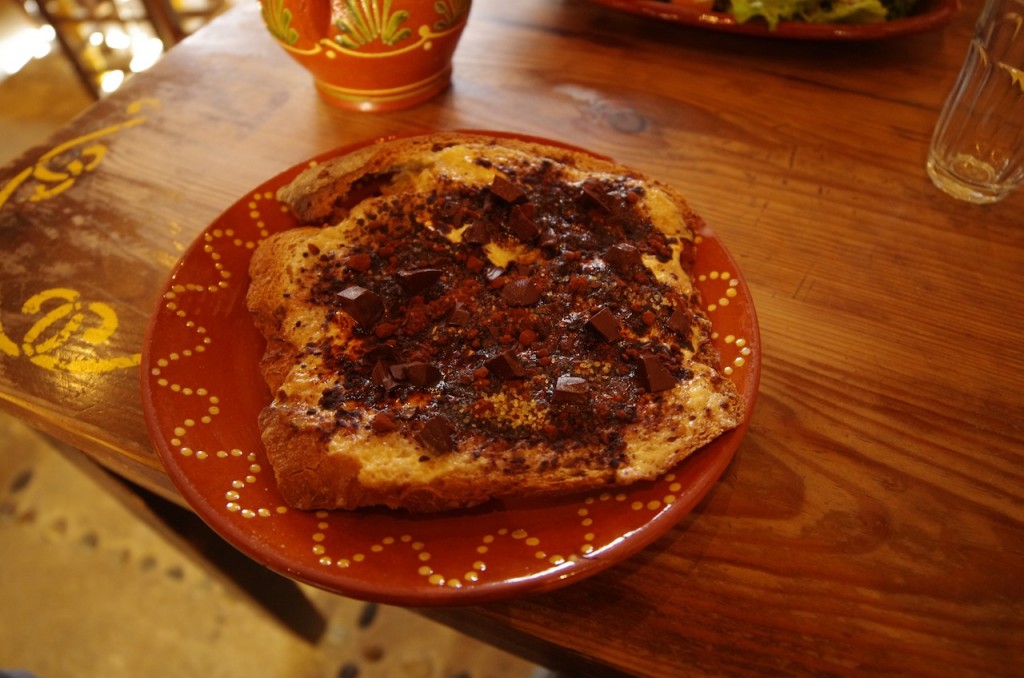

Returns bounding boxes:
[2,0,1022,674]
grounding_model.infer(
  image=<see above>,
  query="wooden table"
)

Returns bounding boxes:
[2,0,1022,674]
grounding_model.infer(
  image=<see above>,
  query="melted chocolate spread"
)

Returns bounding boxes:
[296,160,697,470]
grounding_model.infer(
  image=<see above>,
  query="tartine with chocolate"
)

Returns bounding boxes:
[246,132,740,512]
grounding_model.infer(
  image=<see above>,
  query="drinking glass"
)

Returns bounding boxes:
[926,0,1024,204]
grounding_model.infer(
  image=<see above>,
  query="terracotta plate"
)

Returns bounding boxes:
[587,0,959,40]
[141,133,761,606]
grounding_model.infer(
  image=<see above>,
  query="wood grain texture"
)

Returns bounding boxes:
[0,0,1021,674]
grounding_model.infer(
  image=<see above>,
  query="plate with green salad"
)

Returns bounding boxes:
[587,0,959,39]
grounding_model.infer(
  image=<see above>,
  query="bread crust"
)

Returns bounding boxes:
[247,133,740,512]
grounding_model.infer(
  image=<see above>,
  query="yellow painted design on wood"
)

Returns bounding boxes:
[0,101,155,373]
[0,98,158,209]
[0,288,141,373]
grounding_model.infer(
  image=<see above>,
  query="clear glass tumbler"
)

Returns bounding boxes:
[926,0,1024,204]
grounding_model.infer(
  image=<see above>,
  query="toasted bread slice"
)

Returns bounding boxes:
[247,133,740,512]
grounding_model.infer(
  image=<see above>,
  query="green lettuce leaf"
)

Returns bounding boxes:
[731,0,889,29]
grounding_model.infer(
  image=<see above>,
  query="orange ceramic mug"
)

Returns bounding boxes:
[260,0,472,112]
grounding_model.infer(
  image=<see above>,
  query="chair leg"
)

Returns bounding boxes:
[25,0,100,99]
[137,0,187,45]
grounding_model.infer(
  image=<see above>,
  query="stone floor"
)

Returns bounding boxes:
[0,415,541,678]
[0,13,543,677]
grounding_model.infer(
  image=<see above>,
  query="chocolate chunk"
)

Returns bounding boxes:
[553,375,589,404]
[602,244,643,273]
[363,343,396,364]
[462,220,490,245]
[448,303,472,326]
[638,355,676,393]
[448,304,472,326]
[391,362,442,387]
[538,228,559,251]
[586,307,621,342]
[448,204,469,228]
[370,412,398,433]
[396,268,442,296]
[370,360,397,390]
[416,416,455,453]
[490,175,527,203]
[667,308,692,336]
[407,362,443,386]
[508,203,539,243]
[581,178,613,211]
[484,350,526,379]
[501,277,543,307]
[337,286,384,329]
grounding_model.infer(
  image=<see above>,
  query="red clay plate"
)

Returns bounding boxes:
[141,132,761,606]
[587,0,959,40]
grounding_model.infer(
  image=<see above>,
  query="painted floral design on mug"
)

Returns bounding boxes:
[260,0,473,111]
